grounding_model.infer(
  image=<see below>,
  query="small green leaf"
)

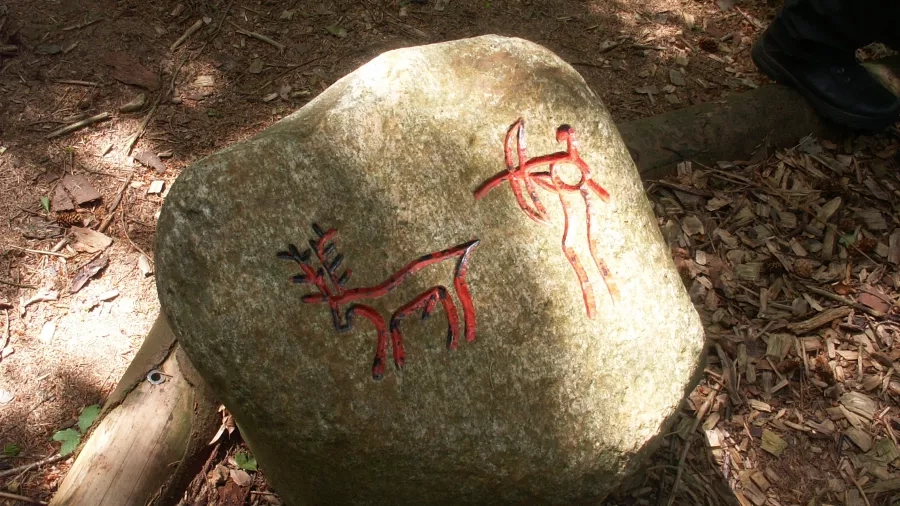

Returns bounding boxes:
[234,451,257,471]
[3,443,21,457]
[40,196,51,213]
[78,405,101,433]
[52,429,81,457]
[325,24,347,38]
[839,233,857,247]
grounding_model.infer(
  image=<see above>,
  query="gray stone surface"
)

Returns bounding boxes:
[156,35,705,505]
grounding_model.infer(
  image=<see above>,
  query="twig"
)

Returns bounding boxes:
[0,44,16,56]
[666,383,722,506]
[170,18,203,52]
[8,245,69,258]
[0,454,66,479]
[231,23,285,52]
[125,99,159,155]
[254,54,326,93]
[46,112,111,139]
[735,6,765,30]
[1,307,9,356]
[0,278,36,289]
[13,205,46,218]
[570,61,605,69]
[61,17,103,31]
[0,491,47,505]
[632,43,667,51]
[120,208,153,267]
[51,237,68,253]
[846,472,872,506]
[803,284,885,318]
[53,79,100,87]
[99,173,134,233]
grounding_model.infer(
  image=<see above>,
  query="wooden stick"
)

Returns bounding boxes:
[0,44,16,56]
[0,490,47,505]
[120,208,152,266]
[61,17,103,31]
[666,383,722,506]
[803,284,885,318]
[735,6,765,30]
[53,79,100,87]
[99,173,134,233]
[1,308,9,357]
[170,18,203,52]
[46,112,111,139]
[232,24,285,52]
[0,278,36,289]
[124,99,159,155]
[255,54,326,93]
[0,454,66,479]
[8,245,69,258]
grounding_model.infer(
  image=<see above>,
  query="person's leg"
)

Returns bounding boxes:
[752,0,900,130]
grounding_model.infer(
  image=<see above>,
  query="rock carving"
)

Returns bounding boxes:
[475,118,619,318]
[279,224,479,379]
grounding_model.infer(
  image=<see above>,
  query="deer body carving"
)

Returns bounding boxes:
[279,224,479,380]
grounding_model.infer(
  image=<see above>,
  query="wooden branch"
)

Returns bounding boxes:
[124,99,159,155]
[232,24,285,52]
[46,112,111,139]
[0,490,47,505]
[1,308,9,357]
[120,209,153,267]
[53,79,100,87]
[170,18,203,52]
[803,284,885,318]
[61,17,103,31]
[0,454,66,479]
[8,245,70,258]
[255,54,326,93]
[99,173,134,233]
[0,278,36,289]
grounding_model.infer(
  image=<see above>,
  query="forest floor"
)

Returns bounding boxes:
[0,0,898,504]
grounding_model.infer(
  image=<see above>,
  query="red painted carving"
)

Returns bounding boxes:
[279,224,479,380]
[474,118,619,318]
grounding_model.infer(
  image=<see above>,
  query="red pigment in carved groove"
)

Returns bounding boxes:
[474,118,619,318]
[279,224,479,380]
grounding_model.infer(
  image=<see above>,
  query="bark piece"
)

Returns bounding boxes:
[70,255,109,293]
[70,227,112,253]
[103,52,160,90]
[62,174,102,205]
[52,183,75,212]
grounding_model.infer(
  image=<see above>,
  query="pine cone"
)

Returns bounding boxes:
[698,38,718,53]
[55,211,83,227]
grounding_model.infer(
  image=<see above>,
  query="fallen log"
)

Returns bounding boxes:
[620,85,830,180]
[622,56,900,179]
[50,315,219,506]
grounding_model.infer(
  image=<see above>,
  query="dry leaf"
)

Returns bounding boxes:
[231,469,252,487]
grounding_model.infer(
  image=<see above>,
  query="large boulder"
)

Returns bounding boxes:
[156,35,705,505]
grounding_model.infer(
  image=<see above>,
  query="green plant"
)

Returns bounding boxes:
[51,404,101,457]
[235,451,257,471]
[2,443,21,457]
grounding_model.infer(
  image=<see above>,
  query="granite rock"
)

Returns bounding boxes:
[156,35,705,505]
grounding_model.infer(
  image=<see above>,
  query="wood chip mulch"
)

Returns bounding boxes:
[608,130,900,506]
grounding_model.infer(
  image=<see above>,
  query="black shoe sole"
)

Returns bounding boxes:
[751,40,898,131]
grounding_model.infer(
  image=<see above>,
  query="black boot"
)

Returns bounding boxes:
[751,0,900,131]
[752,32,900,131]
